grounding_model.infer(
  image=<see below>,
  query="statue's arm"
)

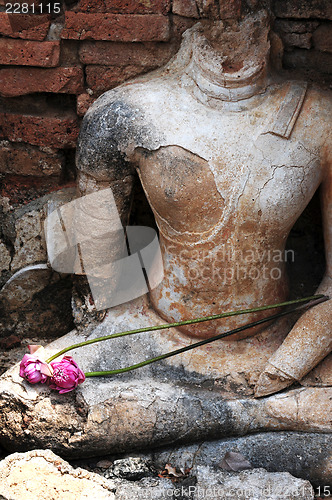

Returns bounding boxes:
[76,95,136,224]
[73,94,137,313]
[255,141,332,397]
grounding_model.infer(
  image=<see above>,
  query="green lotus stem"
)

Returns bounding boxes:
[85,295,328,377]
[46,294,326,364]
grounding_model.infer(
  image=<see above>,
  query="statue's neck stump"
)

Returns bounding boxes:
[185,21,270,103]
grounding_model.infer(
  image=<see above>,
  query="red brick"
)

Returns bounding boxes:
[60,41,80,65]
[77,93,96,116]
[0,175,66,206]
[86,65,146,91]
[79,0,170,14]
[313,24,332,53]
[0,38,60,66]
[61,13,170,42]
[172,0,199,18]
[182,0,240,19]
[219,0,241,19]
[0,112,79,148]
[0,13,50,40]
[274,20,319,34]
[0,141,64,176]
[279,32,312,49]
[0,67,84,97]
[172,15,196,39]
[79,41,174,66]
[283,48,332,74]
[272,0,332,20]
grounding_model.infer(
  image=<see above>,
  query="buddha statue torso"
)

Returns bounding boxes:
[78,21,331,340]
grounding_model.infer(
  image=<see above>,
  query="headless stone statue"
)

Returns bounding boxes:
[0,8,331,482]
[76,10,331,394]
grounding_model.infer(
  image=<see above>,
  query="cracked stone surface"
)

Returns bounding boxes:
[0,296,331,486]
[140,431,332,488]
[0,449,315,500]
[74,12,332,395]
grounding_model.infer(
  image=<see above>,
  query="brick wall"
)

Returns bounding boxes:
[0,0,331,206]
[272,0,332,84]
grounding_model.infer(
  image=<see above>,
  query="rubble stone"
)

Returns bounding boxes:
[0,449,314,500]
[0,449,116,500]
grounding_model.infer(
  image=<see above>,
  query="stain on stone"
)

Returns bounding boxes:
[77,92,162,181]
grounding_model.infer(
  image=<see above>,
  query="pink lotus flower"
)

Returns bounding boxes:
[49,356,85,394]
[19,347,53,384]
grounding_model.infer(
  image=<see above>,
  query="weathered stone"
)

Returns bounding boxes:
[0,189,75,339]
[218,0,241,19]
[192,466,314,499]
[301,353,332,386]
[75,12,332,401]
[105,457,155,480]
[0,265,73,339]
[77,93,96,116]
[111,477,174,500]
[107,466,314,499]
[9,210,47,272]
[0,12,331,490]
[0,296,331,472]
[47,21,64,41]
[146,431,332,488]
[0,450,316,500]
[0,242,11,274]
[0,449,116,500]
[196,0,220,18]
[313,23,332,53]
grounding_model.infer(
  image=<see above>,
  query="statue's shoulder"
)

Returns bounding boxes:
[301,85,332,149]
[82,74,173,139]
[77,77,171,178]
[267,79,331,142]
[302,84,332,127]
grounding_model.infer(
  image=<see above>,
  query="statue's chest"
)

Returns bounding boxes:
[137,121,321,236]
[131,84,322,236]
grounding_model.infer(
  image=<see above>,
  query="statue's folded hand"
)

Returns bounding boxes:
[255,277,332,397]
